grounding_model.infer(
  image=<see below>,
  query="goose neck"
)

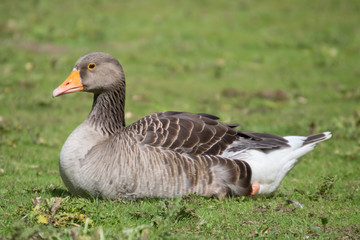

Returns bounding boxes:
[87,88,125,135]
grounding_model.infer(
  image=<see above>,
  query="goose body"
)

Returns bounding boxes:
[53,52,331,199]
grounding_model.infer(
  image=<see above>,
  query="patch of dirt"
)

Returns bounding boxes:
[339,225,360,239]
[258,89,289,101]
[16,40,68,54]
[221,88,247,98]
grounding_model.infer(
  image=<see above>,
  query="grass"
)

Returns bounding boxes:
[1,0,359,238]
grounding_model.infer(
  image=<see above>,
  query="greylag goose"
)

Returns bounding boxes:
[53,52,331,199]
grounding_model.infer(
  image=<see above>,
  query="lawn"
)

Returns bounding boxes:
[1,0,359,239]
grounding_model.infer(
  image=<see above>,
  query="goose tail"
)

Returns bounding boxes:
[246,131,332,195]
[303,131,332,146]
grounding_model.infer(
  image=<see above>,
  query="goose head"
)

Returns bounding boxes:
[53,52,125,97]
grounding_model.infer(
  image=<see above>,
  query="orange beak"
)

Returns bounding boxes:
[53,70,84,97]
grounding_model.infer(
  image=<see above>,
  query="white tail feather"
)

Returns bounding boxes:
[236,132,332,194]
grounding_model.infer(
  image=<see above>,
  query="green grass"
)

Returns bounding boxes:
[1,0,360,238]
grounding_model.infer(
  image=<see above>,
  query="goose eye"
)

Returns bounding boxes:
[88,63,96,70]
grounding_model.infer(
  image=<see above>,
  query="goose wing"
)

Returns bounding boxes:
[128,111,289,155]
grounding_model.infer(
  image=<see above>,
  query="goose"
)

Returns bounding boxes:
[52,52,331,199]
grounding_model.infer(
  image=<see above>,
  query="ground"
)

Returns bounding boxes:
[0,0,359,239]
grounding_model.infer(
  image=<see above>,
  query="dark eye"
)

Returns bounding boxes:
[88,63,96,70]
